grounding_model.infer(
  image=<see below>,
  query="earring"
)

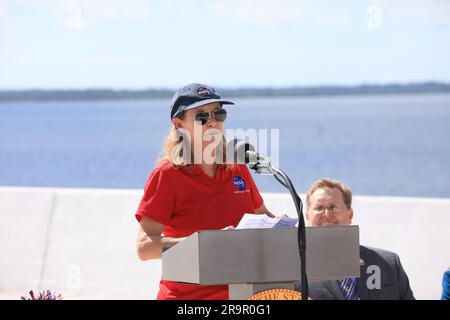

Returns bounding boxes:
[175,128,184,142]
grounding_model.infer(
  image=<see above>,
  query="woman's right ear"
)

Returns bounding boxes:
[172,118,182,129]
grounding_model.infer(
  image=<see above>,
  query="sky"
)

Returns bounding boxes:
[0,0,449,89]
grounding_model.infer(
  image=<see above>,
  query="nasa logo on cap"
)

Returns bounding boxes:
[197,86,212,98]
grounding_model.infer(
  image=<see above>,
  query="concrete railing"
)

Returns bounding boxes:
[0,186,449,299]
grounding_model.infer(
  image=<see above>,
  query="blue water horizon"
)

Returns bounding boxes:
[1,93,449,198]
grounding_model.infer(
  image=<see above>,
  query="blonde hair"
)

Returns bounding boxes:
[306,178,353,210]
[159,125,191,167]
[158,114,234,170]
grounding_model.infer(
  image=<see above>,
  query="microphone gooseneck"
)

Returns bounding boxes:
[231,139,309,300]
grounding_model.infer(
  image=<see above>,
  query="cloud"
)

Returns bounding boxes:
[0,1,10,32]
[208,0,450,30]
[76,0,151,22]
[379,0,450,24]
[312,9,352,28]
[57,0,152,31]
[0,0,8,20]
[207,0,352,29]
[208,0,306,27]
[4,0,152,32]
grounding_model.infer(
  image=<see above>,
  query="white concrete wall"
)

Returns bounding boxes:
[0,186,449,300]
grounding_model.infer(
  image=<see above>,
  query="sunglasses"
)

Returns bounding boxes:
[190,108,227,125]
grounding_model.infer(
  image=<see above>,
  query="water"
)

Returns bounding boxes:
[1,94,449,198]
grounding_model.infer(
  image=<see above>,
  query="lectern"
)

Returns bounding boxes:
[162,226,360,300]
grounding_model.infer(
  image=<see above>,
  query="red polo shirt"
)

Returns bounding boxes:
[135,160,264,300]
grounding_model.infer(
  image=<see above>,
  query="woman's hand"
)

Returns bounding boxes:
[137,216,187,260]
[222,225,235,230]
[255,203,285,219]
[271,213,286,219]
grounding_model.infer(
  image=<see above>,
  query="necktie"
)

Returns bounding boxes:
[341,277,358,300]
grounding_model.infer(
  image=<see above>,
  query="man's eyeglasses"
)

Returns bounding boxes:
[189,108,227,125]
[311,205,344,214]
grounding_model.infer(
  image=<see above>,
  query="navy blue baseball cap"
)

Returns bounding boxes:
[170,83,235,119]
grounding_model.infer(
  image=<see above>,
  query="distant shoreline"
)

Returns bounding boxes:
[1,82,449,102]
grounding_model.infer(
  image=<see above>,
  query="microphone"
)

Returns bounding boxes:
[227,138,309,299]
[229,139,260,164]
[228,139,273,174]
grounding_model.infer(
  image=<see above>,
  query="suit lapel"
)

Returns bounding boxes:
[322,280,347,300]
[321,246,370,300]
[311,246,374,300]
[357,246,370,300]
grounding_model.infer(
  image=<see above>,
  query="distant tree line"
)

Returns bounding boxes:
[0,82,449,102]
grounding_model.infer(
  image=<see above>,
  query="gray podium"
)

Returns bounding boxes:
[162,226,360,300]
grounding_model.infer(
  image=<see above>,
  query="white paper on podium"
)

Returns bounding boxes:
[236,213,298,229]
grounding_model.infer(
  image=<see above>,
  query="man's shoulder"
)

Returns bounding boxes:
[361,245,398,256]
[360,245,399,265]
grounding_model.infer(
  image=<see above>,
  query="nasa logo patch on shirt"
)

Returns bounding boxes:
[233,176,246,191]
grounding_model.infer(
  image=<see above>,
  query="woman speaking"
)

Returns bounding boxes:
[134,83,276,300]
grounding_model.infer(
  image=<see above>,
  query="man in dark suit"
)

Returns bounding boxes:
[300,178,415,300]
